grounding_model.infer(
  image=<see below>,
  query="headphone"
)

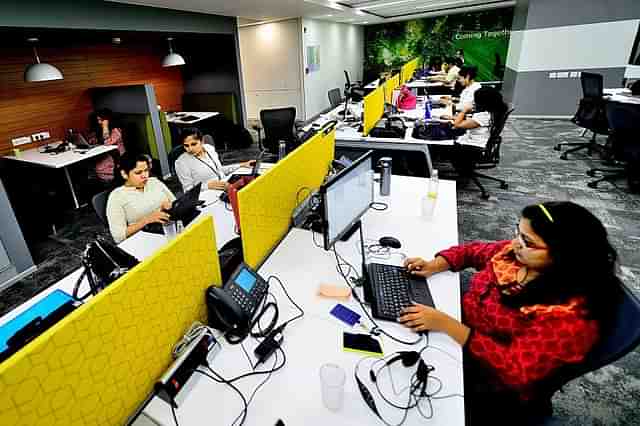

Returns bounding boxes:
[354,350,435,421]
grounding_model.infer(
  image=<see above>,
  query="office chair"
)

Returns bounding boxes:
[530,281,640,420]
[168,145,185,177]
[586,101,640,191]
[328,88,343,108]
[259,107,297,157]
[91,190,110,226]
[450,108,514,199]
[554,72,609,160]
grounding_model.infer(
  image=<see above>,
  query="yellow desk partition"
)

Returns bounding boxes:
[238,129,335,268]
[0,217,222,426]
[383,74,400,105]
[364,86,385,136]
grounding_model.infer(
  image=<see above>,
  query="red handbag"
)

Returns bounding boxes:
[227,176,257,233]
[397,85,417,110]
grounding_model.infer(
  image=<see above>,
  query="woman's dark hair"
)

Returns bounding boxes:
[114,152,151,185]
[451,57,463,68]
[90,108,116,143]
[180,127,203,143]
[473,87,508,128]
[459,65,478,81]
[504,201,620,322]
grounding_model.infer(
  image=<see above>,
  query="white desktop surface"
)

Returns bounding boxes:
[141,178,464,426]
[3,144,118,169]
[166,112,219,125]
[406,81,445,89]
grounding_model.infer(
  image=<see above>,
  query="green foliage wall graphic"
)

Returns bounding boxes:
[364,8,514,82]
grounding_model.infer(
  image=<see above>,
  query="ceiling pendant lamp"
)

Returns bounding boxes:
[161,37,186,67]
[24,38,64,82]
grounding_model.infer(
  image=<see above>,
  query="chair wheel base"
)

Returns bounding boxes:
[587,170,596,177]
[553,145,562,151]
[480,192,490,199]
[500,183,508,189]
[587,182,598,189]
[560,154,568,160]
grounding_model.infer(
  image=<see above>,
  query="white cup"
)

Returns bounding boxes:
[319,363,346,411]
[162,221,178,240]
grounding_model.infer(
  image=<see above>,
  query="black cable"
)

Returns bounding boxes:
[332,246,422,346]
[230,347,282,426]
[195,368,248,426]
[311,229,323,248]
[267,275,305,330]
[370,202,389,211]
[202,198,220,208]
[240,341,255,370]
[170,403,180,426]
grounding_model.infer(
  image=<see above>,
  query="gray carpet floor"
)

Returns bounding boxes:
[1,119,639,425]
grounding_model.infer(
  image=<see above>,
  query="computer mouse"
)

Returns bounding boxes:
[379,236,401,249]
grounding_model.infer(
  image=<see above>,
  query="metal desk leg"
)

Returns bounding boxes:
[63,167,80,209]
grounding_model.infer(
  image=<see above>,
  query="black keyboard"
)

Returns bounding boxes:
[366,263,435,321]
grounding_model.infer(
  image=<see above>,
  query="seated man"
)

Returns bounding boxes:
[429,57,462,88]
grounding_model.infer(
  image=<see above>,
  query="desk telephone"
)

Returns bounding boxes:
[206,263,269,341]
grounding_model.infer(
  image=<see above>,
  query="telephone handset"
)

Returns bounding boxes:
[206,263,269,342]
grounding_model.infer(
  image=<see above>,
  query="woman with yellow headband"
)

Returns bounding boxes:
[398,201,619,423]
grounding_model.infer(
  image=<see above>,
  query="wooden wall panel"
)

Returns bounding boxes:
[0,43,183,155]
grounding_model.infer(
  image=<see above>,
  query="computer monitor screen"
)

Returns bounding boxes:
[322,151,374,250]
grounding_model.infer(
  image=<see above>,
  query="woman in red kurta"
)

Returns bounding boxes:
[398,201,619,422]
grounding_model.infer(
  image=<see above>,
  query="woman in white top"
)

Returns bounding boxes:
[106,153,176,243]
[451,87,508,149]
[456,66,482,112]
[174,128,254,192]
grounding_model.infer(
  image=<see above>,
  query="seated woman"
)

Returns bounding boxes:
[106,153,176,243]
[441,86,508,148]
[89,108,126,182]
[399,201,619,422]
[174,127,254,192]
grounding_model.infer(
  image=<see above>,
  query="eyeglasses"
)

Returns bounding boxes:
[514,227,548,250]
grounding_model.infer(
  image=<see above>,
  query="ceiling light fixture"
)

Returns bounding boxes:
[161,37,186,67]
[24,38,63,83]
[360,0,418,10]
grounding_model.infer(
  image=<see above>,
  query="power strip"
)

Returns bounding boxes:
[155,332,219,408]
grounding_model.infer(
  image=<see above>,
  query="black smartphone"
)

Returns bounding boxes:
[343,332,383,356]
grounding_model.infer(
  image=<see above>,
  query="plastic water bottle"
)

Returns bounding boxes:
[278,140,286,161]
[422,169,439,220]
[424,96,432,120]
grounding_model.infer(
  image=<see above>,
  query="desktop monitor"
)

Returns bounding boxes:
[321,151,374,250]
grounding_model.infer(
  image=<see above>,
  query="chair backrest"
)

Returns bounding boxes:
[480,107,514,165]
[168,145,185,176]
[328,88,342,108]
[260,107,297,154]
[605,101,640,160]
[581,72,604,99]
[541,282,640,399]
[92,190,111,226]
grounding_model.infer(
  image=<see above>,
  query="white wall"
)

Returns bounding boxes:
[238,19,305,120]
[301,19,364,120]
[507,20,639,72]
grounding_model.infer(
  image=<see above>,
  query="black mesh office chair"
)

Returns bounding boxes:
[168,145,185,177]
[554,72,609,160]
[259,107,297,156]
[451,108,514,199]
[529,281,640,421]
[92,190,110,226]
[328,88,343,108]
[587,101,640,191]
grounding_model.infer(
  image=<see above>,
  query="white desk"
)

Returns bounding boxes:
[406,81,445,89]
[141,177,464,426]
[2,144,119,209]
[166,112,219,125]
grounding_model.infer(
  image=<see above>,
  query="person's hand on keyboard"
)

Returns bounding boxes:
[398,304,444,332]
[404,255,451,278]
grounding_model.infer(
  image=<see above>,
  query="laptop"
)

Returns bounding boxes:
[226,150,265,185]
[143,183,203,234]
[73,132,92,150]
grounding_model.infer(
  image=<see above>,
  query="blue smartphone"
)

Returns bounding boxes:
[330,303,361,326]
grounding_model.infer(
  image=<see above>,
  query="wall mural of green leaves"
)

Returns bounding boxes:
[364,8,514,82]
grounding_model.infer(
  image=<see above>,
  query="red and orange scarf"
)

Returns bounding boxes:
[490,242,584,315]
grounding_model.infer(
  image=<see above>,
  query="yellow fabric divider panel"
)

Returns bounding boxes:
[0,216,222,426]
[383,74,400,105]
[238,129,335,269]
[363,86,385,136]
